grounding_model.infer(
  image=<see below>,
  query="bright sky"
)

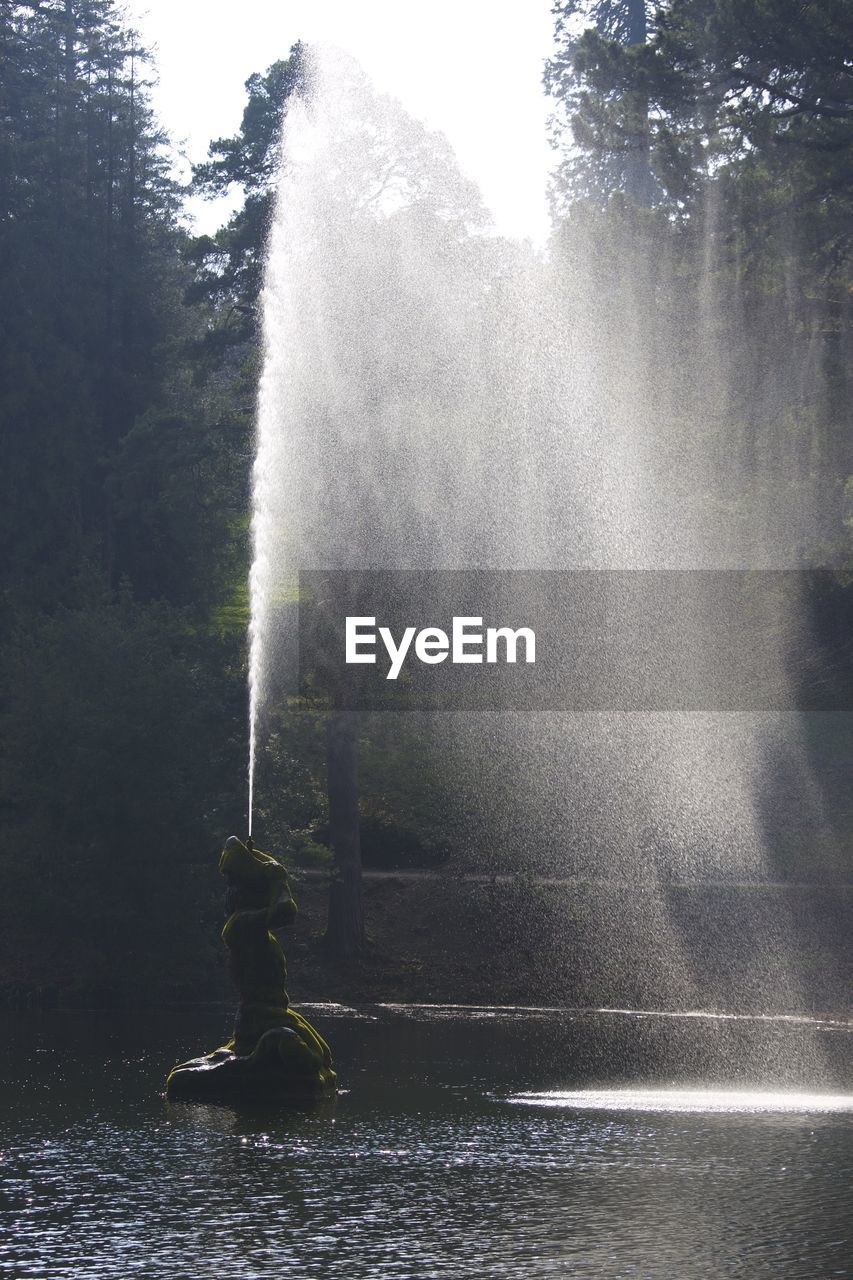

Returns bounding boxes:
[124,0,557,243]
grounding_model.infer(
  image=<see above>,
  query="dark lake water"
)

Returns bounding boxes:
[1,1004,851,1279]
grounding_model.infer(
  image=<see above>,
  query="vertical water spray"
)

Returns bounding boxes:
[242,38,841,1021]
[245,43,501,835]
[247,677,257,837]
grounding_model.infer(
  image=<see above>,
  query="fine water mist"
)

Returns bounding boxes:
[248,44,848,1018]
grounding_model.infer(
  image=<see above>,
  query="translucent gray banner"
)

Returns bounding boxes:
[292,570,853,711]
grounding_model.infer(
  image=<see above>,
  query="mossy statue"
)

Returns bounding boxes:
[166,836,336,1104]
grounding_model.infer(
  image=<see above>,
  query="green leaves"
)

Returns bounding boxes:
[187,47,305,328]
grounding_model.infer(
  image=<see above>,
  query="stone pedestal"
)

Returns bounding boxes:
[166,836,336,1104]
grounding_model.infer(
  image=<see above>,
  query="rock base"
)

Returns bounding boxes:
[166,1024,337,1105]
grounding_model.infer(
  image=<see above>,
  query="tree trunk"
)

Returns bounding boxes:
[324,710,364,957]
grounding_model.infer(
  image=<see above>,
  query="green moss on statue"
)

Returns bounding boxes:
[165,836,336,1103]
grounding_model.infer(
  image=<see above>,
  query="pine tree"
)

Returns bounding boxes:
[546,0,658,207]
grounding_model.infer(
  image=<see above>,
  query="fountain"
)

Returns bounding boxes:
[238,37,850,1034]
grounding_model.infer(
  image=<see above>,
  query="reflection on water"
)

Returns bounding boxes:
[1,1005,851,1279]
[509,1088,853,1113]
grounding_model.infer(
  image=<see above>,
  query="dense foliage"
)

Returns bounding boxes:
[0,0,249,1001]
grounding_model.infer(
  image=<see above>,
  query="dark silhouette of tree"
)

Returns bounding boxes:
[185,46,305,348]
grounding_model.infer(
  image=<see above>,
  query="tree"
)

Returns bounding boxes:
[546,0,658,207]
[0,0,183,603]
[185,46,305,349]
[546,0,852,528]
[0,2,250,1002]
[324,712,364,957]
[547,0,853,229]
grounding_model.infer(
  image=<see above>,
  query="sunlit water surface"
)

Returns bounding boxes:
[1,1005,851,1279]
